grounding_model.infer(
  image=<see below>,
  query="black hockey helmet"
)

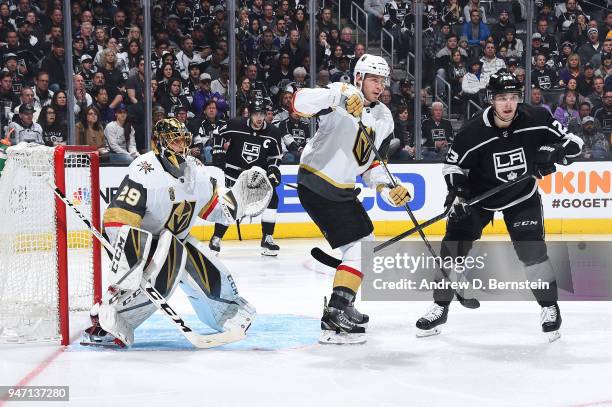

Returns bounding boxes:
[249,98,266,114]
[487,69,523,103]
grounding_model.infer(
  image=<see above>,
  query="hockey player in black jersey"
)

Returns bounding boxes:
[415,70,583,342]
[210,98,284,256]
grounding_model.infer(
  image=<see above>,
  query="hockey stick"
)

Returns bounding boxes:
[356,119,480,308]
[236,219,243,241]
[374,172,535,253]
[44,176,246,348]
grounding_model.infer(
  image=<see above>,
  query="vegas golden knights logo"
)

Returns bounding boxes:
[353,126,374,166]
[164,201,196,235]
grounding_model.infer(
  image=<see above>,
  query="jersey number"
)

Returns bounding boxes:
[551,120,569,137]
[116,186,142,206]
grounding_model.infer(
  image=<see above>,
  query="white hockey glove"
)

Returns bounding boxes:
[220,167,273,221]
[378,178,412,207]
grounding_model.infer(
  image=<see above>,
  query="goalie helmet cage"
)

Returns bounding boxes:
[0,144,102,346]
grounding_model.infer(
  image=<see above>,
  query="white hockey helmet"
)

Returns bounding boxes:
[353,54,390,88]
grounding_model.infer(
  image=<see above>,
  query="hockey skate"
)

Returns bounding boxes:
[80,315,126,348]
[261,235,279,256]
[209,236,221,255]
[319,298,366,345]
[415,303,449,337]
[541,303,562,343]
[345,301,369,329]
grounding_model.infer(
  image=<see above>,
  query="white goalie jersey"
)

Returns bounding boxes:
[292,82,395,201]
[103,151,228,241]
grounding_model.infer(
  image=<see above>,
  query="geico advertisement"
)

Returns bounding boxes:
[99,162,611,223]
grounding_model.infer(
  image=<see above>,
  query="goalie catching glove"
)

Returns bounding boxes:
[220,166,273,221]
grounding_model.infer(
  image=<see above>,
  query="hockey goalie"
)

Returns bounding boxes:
[81,118,273,348]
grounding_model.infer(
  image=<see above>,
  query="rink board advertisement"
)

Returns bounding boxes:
[98,161,612,238]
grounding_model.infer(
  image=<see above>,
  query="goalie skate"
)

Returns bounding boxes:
[415,303,448,338]
[541,303,562,343]
[319,298,366,345]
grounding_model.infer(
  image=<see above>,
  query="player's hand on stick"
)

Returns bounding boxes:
[266,166,281,187]
[379,183,411,207]
[445,186,471,222]
[535,144,565,179]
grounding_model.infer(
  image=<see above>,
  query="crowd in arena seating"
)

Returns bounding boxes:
[0,0,610,164]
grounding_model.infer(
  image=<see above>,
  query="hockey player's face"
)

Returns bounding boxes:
[362,74,386,102]
[492,93,520,121]
[250,112,265,129]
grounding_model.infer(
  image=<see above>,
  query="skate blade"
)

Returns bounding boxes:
[416,327,441,338]
[261,248,279,257]
[319,331,366,345]
[547,330,561,343]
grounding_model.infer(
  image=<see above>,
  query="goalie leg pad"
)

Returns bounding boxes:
[180,236,256,332]
[94,230,188,346]
[108,225,153,291]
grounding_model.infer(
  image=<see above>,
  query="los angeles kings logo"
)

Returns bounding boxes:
[493,147,527,182]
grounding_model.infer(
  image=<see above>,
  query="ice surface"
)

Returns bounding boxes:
[1,237,611,407]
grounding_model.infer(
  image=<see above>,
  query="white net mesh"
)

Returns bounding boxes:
[0,143,97,343]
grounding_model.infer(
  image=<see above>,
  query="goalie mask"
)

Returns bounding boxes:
[153,118,193,178]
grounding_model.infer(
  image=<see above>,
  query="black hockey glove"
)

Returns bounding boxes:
[211,148,226,170]
[267,166,281,187]
[535,144,565,179]
[444,186,471,223]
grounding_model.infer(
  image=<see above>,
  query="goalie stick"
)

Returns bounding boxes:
[43,175,247,349]
[355,119,480,309]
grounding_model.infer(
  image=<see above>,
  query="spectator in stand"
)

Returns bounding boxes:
[236,76,251,110]
[38,105,66,146]
[532,53,560,90]
[50,89,67,127]
[480,42,506,82]
[40,39,65,91]
[578,116,610,159]
[97,48,126,108]
[31,71,53,110]
[277,109,310,163]
[593,90,612,135]
[211,64,229,98]
[562,77,587,105]
[577,63,596,97]
[462,9,490,53]
[126,58,145,105]
[435,34,468,81]
[191,73,227,117]
[182,62,203,103]
[559,53,582,86]
[193,99,225,164]
[73,74,92,115]
[536,18,559,60]
[421,102,453,160]
[553,90,581,129]
[390,105,414,161]
[556,41,575,70]
[159,77,191,118]
[281,29,306,71]
[76,106,108,160]
[463,0,488,25]
[530,86,552,115]
[176,37,204,80]
[500,29,524,61]
[595,54,612,79]
[7,103,43,144]
[462,59,487,107]
[104,104,139,164]
[156,62,180,98]
[382,0,411,67]
[491,8,515,45]
[365,0,386,43]
[446,49,468,115]
[578,28,602,66]
[91,87,115,126]
[13,86,38,121]
[556,0,585,34]
[590,38,612,70]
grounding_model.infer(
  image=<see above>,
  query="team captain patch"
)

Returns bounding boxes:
[493,147,527,182]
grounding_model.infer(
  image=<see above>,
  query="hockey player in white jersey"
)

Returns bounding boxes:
[293,54,412,344]
[81,118,272,347]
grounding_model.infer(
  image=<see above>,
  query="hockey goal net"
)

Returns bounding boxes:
[0,143,101,345]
